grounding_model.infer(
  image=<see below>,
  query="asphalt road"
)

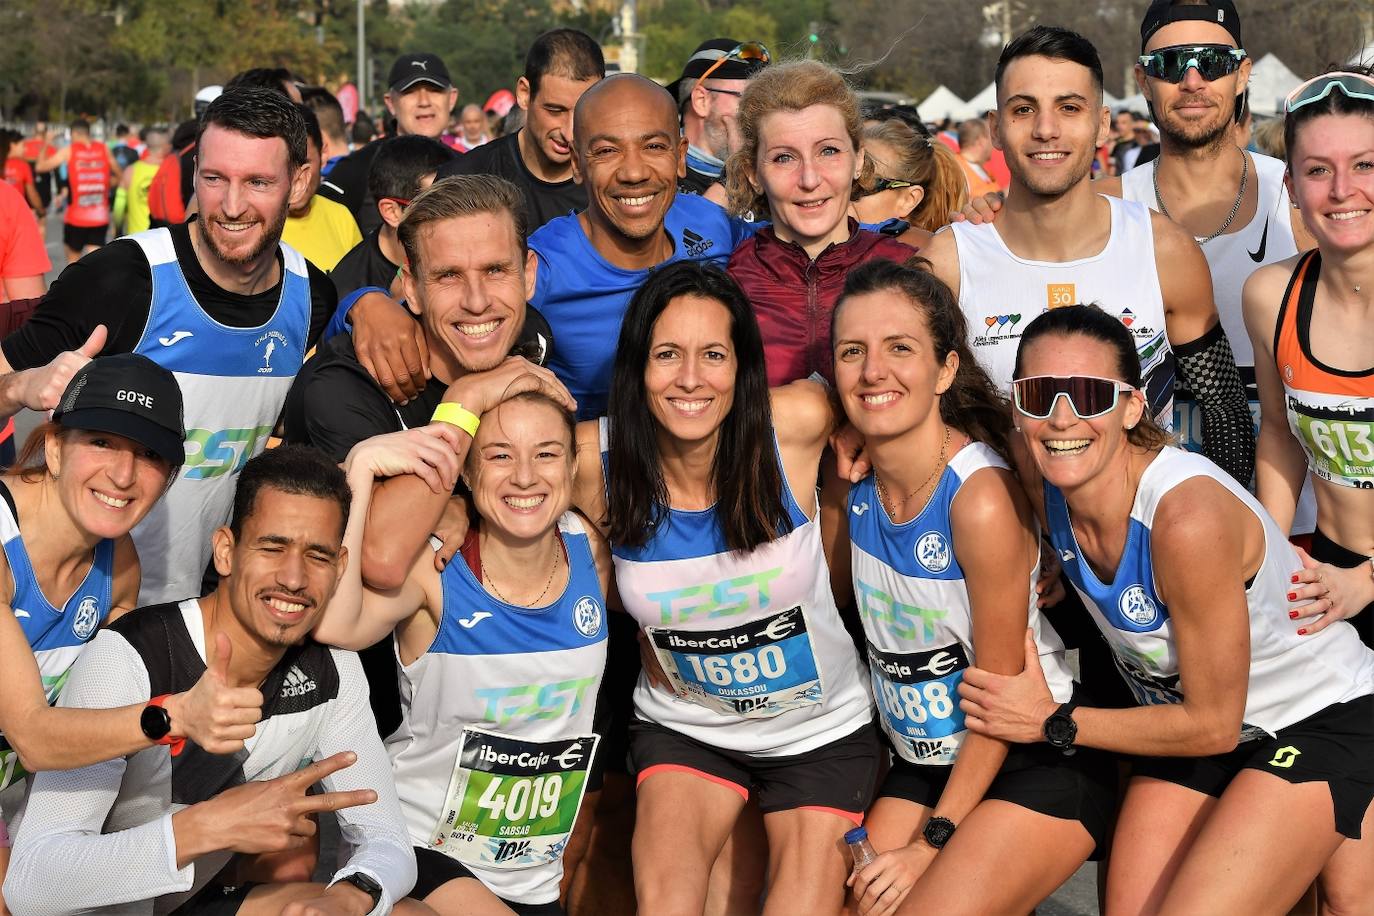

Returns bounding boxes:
[26,209,1103,915]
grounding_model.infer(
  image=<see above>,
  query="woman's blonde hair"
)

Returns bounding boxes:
[724,60,873,219]
[860,120,968,232]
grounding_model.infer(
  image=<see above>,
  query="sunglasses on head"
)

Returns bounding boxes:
[1285,71,1374,114]
[1012,375,1135,421]
[1138,45,1246,83]
[694,41,771,95]
[861,176,918,196]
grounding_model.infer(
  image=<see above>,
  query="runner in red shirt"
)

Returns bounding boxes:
[36,120,121,262]
[0,179,50,464]
[2,131,44,218]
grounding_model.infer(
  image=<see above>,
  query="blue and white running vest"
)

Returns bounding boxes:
[603,419,871,757]
[849,444,1072,765]
[127,228,311,605]
[0,483,114,791]
[1045,446,1374,737]
[389,514,607,906]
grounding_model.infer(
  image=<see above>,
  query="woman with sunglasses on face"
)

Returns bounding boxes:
[828,261,1113,916]
[849,118,967,241]
[0,353,262,910]
[724,60,916,388]
[959,304,1374,914]
[570,261,878,916]
[1245,69,1374,651]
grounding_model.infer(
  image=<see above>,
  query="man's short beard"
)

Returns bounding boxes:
[1153,98,1237,153]
[197,204,288,266]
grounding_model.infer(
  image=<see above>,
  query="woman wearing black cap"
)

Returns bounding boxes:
[0,353,263,906]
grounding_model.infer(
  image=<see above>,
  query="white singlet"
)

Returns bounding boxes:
[1044,446,1373,736]
[950,195,1175,425]
[848,443,1073,766]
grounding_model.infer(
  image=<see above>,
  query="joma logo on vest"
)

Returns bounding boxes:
[645,568,784,624]
[183,425,275,479]
[856,580,947,642]
[475,677,598,724]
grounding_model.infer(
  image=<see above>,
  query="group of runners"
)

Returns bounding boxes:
[0,0,1371,914]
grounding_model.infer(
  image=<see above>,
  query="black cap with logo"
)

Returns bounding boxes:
[1140,0,1242,51]
[667,38,769,104]
[387,53,454,94]
[52,354,186,467]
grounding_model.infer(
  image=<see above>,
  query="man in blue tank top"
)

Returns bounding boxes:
[0,88,337,606]
[530,73,756,420]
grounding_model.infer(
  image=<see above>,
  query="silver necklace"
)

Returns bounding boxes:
[483,544,560,606]
[1153,150,1248,244]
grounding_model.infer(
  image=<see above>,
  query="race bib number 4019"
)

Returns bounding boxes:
[647,606,823,718]
[430,728,599,870]
[868,641,968,765]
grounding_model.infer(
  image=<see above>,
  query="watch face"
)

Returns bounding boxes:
[923,817,956,848]
[1046,715,1076,747]
[140,704,172,741]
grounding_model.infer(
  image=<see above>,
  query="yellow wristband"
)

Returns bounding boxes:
[431,402,480,438]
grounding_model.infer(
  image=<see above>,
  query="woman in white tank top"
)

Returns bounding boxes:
[960,305,1374,914]
[571,261,875,916]
[827,259,1114,916]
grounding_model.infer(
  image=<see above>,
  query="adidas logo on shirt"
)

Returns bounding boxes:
[280,666,318,699]
[682,227,713,258]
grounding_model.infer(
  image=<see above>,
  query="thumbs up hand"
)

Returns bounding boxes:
[164,632,264,755]
[19,324,108,414]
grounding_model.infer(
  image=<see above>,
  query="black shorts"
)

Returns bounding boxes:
[879,742,1118,858]
[1132,694,1374,839]
[62,222,107,251]
[629,718,883,819]
[1311,527,1374,649]
[411,846,564,916]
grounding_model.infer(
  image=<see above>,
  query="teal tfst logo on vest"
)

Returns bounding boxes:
[645,568,784,624]
[183,425,275,479]
[475,677,598,725]
[856,579,948,642]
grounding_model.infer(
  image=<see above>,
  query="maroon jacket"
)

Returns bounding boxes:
[728,222,916,387]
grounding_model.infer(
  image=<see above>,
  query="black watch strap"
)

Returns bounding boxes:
[339,872,383,910]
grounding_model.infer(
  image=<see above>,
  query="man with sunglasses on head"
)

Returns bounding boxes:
[669,38,770,199]
[923,24,1253,488]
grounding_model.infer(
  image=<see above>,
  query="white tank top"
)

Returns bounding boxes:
[1122,154,1316,533]
[950,195,1175,425]
[601,419,871,757]
[1121,152,1297,369]
[388,514,608,906]
[848,443,1072,766]
[1044,446,1373,736]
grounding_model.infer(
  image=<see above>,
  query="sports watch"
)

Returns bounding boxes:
[1043,697,1081,755]
[140,695,174,742]
[922,816,956,849]
[339,872,383,910]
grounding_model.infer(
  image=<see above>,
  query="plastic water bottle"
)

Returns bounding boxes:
[845,826,878,872]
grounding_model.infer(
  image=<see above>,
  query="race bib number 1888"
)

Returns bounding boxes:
[647,606,823,718]
[430,728,599,870]
[868,641,968,765]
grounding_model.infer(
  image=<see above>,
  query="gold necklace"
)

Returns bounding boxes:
[482,542,560,606]
[875,424,951,520]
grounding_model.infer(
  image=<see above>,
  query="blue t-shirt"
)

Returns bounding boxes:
[529,195,755,419]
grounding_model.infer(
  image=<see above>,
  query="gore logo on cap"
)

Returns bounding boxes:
[116,389,154,409]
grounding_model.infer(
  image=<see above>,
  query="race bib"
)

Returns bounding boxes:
[646,606,823,718]
[430,728,599,870]
[1293,410,1374,489]
[868,642,968,765]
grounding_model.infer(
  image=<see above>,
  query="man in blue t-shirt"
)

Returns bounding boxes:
[530,73,754,419]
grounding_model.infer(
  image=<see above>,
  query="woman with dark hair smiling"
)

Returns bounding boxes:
[960,304,1374,913]
[572,260,876,916]
[828,260,1112,916]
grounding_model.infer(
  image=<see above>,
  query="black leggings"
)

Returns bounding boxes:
[1311,527,1374,649]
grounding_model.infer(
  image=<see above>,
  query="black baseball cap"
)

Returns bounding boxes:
[387,53,453,94]
[52,354,186,467]
[1140,0,1241,51]
[667,38,768,103]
